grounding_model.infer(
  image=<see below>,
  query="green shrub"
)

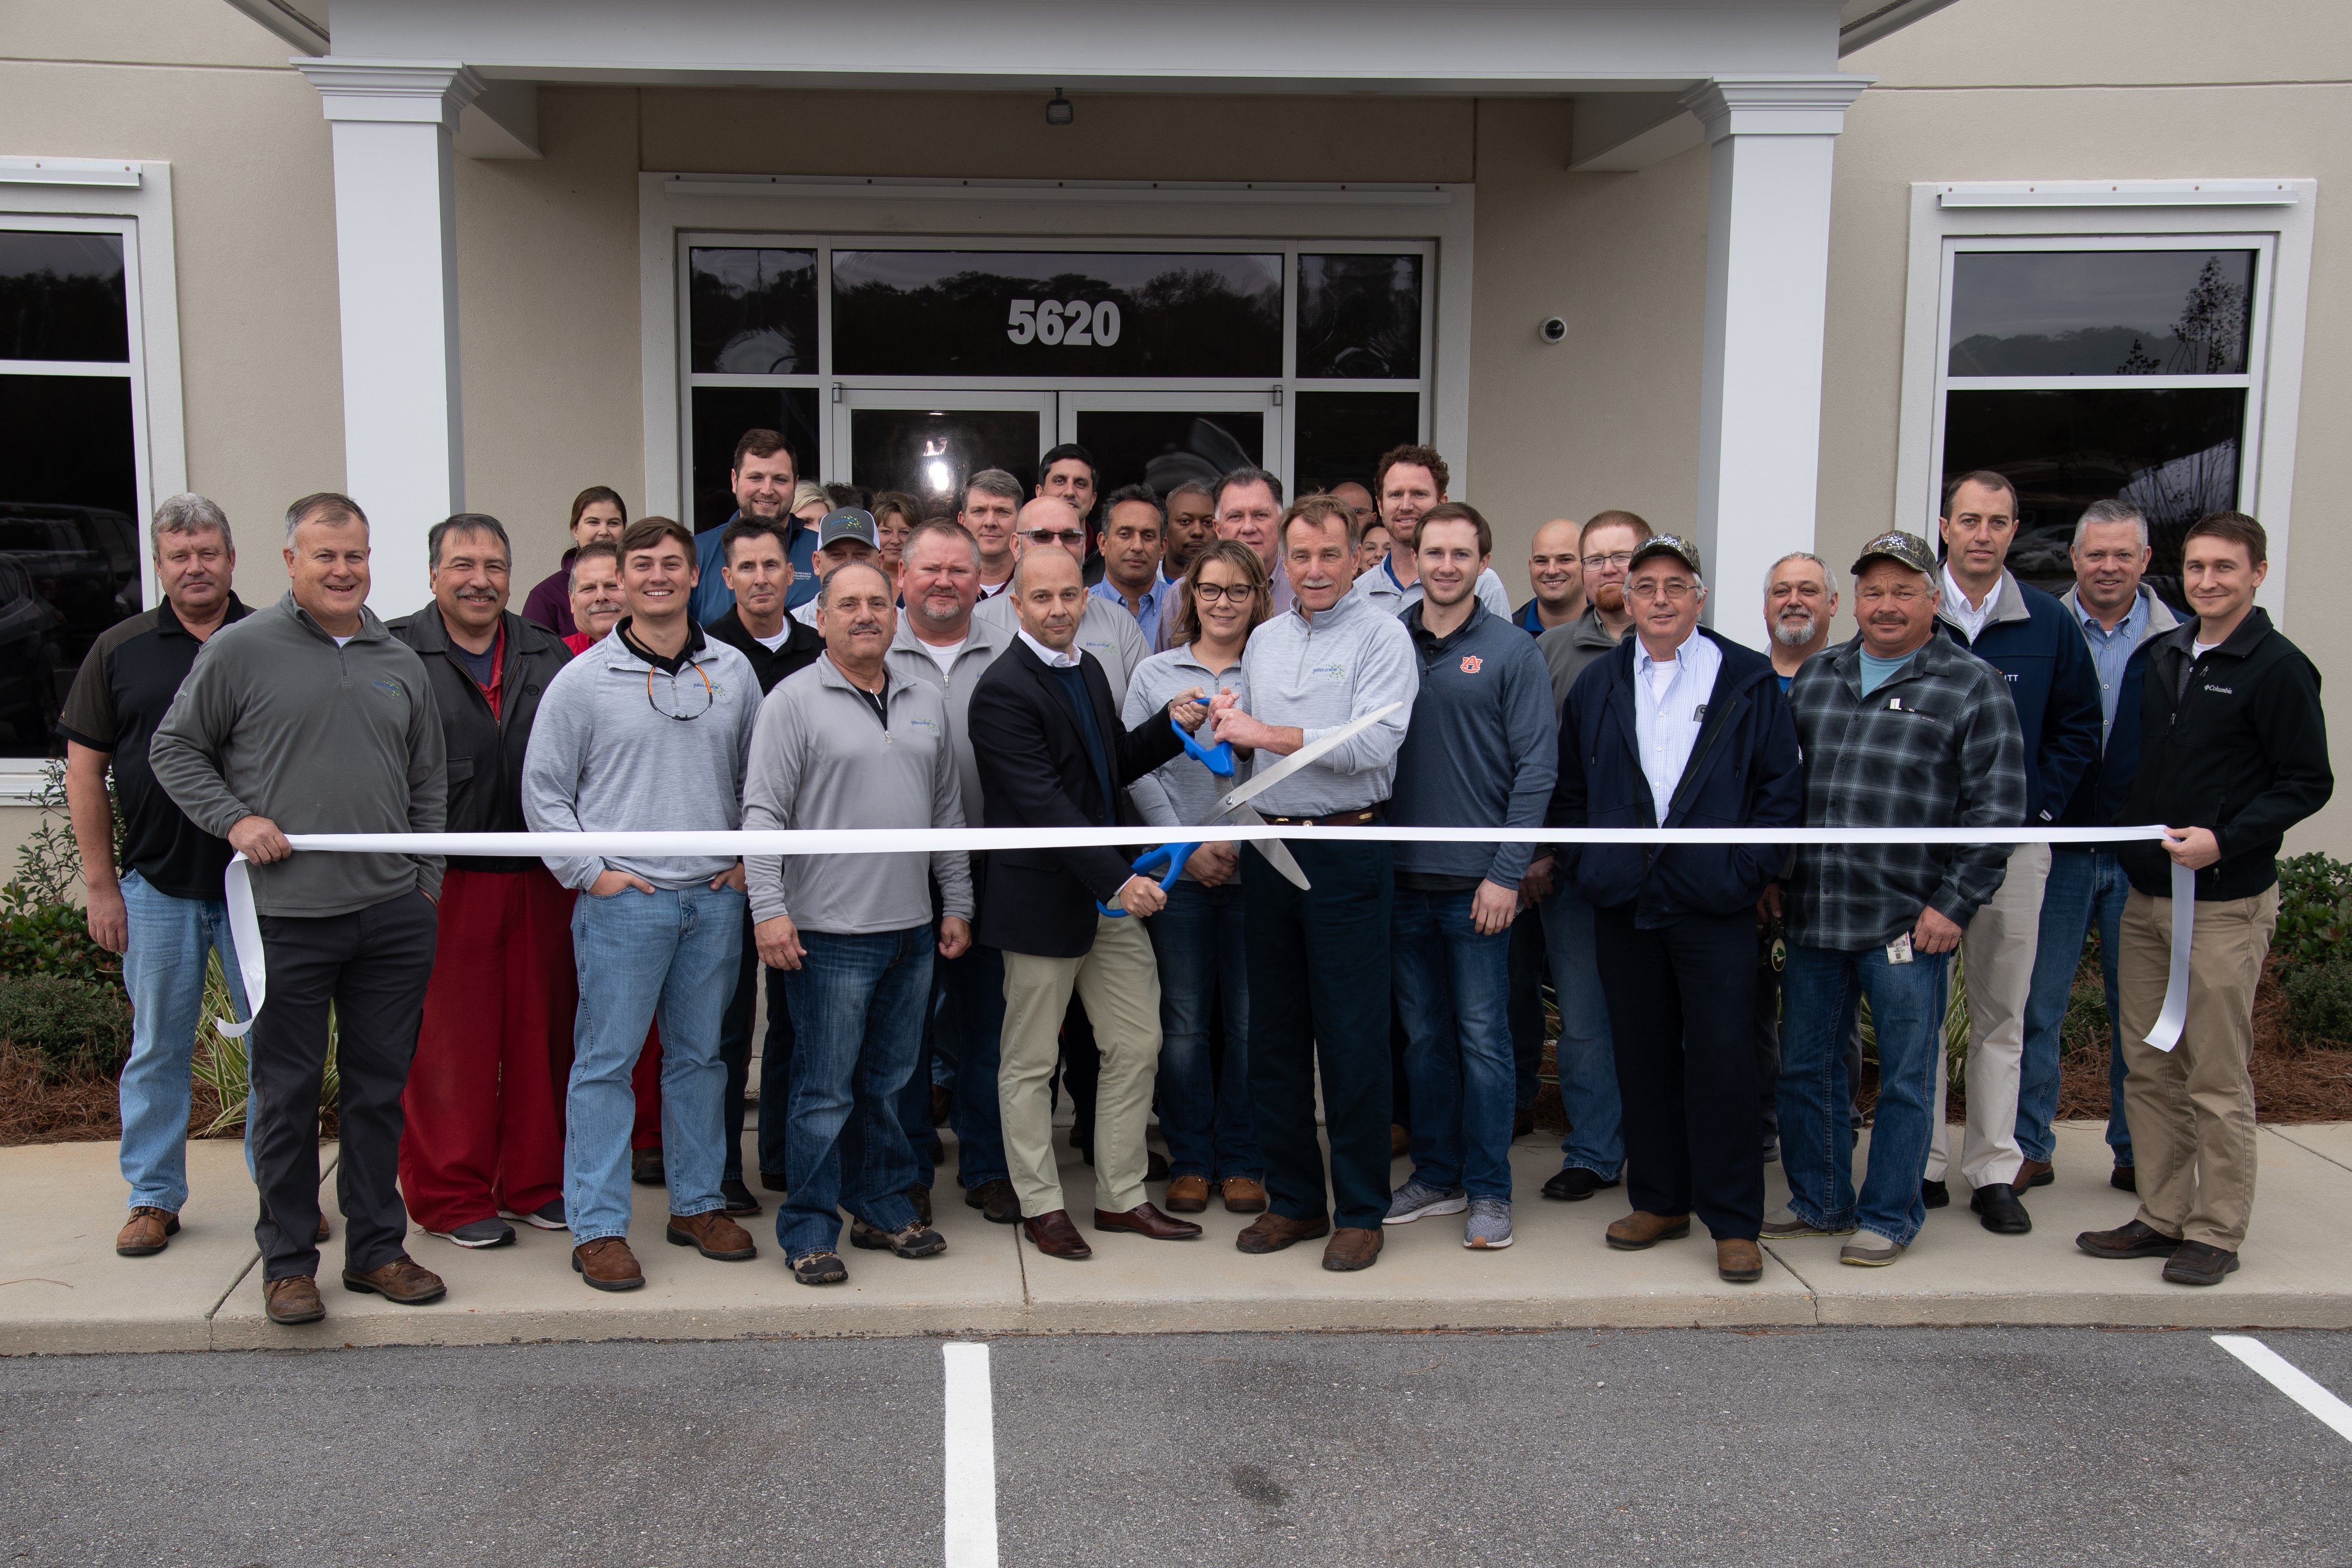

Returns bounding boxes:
[2282,956,2352,1046]
[0,900,122,988]
[0,974,132,1081]
[2274,853,2352,970]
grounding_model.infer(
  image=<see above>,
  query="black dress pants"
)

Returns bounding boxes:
[251,890,438,1280]
[1592,904,1764,1241]
[718,925,794,1183]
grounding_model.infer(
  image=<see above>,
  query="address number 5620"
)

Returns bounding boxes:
[1007,298,1122,347]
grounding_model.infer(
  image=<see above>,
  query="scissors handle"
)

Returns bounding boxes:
[1096,841,1201,917]
[1172,704,1234,778]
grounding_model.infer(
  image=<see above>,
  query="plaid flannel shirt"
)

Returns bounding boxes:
[1786,635,2025,953]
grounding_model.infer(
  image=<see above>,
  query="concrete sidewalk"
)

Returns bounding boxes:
[6,1121,2350,1354]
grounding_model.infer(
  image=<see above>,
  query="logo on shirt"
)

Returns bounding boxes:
[1459,655,1483,675]
[371,679,404,698]
[2203,683,2235,695]
[1309,661,1346,682]
[907,715,940,734]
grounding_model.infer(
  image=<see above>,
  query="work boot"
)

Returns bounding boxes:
[666,1210,757,1261]
[1321,1227,1383,1272]
[115,1207,178,1258]
[964,1178,1021,1225]
[572,1236,644,1291]
[1236,1211,1330,1255]
[1605,1210,1692,1250]
[1717,1238,1765,1283]
[1219,1177,1268,1214]
[341,1256,447,1305]
[1164,1175,1211,1213]
[264,1275,325,1325]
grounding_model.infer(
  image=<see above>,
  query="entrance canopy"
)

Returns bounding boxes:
[227,0,1953,641]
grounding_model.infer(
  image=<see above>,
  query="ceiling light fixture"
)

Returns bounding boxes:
[1046,88,1074,126]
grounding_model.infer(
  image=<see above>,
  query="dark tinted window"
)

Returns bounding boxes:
[689,386,822,536]
[1949,250,2255,377]
[689,248,820,375]
[1294,391,1420,497]
[0,230,129,363]
[1942,386,2245,607]
[1072,410,1264,502]
[832,251,1282,377]
[1296,254,1423,380]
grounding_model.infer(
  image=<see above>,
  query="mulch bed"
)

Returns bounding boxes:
[1,1042,337,1147]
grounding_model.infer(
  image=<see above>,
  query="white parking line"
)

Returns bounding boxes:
[942,1341,999,1568]
[2212,1334,2352,1444]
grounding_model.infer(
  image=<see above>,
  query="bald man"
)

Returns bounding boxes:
[972,497,1150,705]
[1515,518,1585,636]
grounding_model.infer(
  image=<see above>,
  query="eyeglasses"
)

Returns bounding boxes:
[1020,529,1086,547]
[1581,551,1635,571]
[647,662,715,721]
[1192,582,1259,604]
[1626,579,1698,602]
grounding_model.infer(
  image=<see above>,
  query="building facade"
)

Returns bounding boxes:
[2,0,2344,854]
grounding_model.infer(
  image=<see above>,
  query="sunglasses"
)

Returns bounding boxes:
[1020,529,1086,547]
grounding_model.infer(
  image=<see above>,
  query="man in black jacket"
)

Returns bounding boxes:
[969,548,1204,1261]
[703,514,823,1211]
[1551,536,1804,1285]
[389,514,574,1249]
[2080,511,2331,1287]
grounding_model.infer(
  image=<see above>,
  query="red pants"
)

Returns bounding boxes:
[632,1023,664,1150]
[397,865,576,1230]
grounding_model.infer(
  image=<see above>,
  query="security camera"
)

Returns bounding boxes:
[1539,316,1568,345]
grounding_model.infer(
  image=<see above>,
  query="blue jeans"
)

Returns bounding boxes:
[117,872,253,1210]
[1780,943,1949,1247]
[1394,887,1517,1200]
[779,925,933,1258]
[1539,881,1624,1180]
[1148,878,1261,1181]
[2018,848,2133,1167]
[565,884,745,1242]
[905,939,1009,1190]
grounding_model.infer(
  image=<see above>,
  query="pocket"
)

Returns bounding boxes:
[445,755,477,782]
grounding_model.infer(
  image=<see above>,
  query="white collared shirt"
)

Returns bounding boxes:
[1016,628,1081,669]
[1940,564,1994,643]
[1631,628,1721,825]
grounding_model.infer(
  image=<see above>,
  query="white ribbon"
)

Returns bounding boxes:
[219,826,2197,1052]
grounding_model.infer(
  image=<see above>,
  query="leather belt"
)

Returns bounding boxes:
[1256,808,1379,827]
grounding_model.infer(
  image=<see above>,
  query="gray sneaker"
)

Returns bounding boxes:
[1761,1207,1857,1239]
[1463,1198,1513,1249]
[1384,1179,1469,1225]
[1838,1230,1905,1267]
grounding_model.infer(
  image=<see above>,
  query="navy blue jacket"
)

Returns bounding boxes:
[1934,573,2102,827]
[1548,628,1804,926]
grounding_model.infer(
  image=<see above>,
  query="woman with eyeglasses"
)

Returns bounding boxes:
[1119,541,1273,1215]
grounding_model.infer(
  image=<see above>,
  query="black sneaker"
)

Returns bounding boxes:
[720,1178,763,1216]
[790,1250,848,1286]
[2162,1239,2240,1286]
[1541,1167,1619,1202]
[1969,1182,2031,1235]
[500,1199,567,1231]
[852,1218,948,1258]
[426,1216,516,1249]
[631,1147,666,1186]
[1921,1179,1950,1209]
[2076,1218,2181,1260]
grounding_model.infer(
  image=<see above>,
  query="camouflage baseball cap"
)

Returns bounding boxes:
[1627,533,1703,576]
[1849,529,1938,578]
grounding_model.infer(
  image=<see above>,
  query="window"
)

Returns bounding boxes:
[1899,182,2314,617]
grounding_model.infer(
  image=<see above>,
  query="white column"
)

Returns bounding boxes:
[1683,76,1868,649]
[296,60,482,616]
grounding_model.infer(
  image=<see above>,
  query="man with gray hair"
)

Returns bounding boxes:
[2016,498,2180,1193]
[151,492,450,1325]
[961,469,1026,601]
[62,495,258,1261]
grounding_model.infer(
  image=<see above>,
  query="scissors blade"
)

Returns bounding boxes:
[1214,701,1403,815]
[1223,801,1311,890]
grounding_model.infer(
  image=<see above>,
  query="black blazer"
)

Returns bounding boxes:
[970,639,1184,957]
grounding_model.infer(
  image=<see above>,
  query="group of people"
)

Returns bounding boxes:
[64,427,2329,1325]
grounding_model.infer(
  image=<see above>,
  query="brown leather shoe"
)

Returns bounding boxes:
[264,1275,325,1325]
[1322,1226,1384,1272]
[1095,1202,1203,1240]
[1220,1177,1269,1214]
[341,1255,447,1305]
[666,1210,757,1261]
[2016,1159,2055,1190]
[116,1206,178,1257]
[573,1236,645,1291]
[1605,1210,1693,1250]
[1164,1175,1211,1213]
[965,1178,1021,1225]
[1717,1237,1765,1283]
[1389,1123,1410,1159]
[317,1214,332,1242]
[1022,1208,1093,1260]
[1236,1211,1330,1254]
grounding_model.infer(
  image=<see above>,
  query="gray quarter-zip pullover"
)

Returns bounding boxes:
[1235,588,1417,815]
[885,610,1014,823]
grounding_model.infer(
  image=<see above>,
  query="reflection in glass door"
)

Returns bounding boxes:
[1060,392,1277,504]
[834,390,1056,510]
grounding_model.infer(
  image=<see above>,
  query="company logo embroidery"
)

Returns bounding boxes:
[1309,661,1346,682]
[371,679,403,698]
[2204,684,2235,695]
[1460,655,1484,675]
[908,716,940,733]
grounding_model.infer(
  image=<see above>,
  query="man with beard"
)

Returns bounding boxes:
[691,430,819,625]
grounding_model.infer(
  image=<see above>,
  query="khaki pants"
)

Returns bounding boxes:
[2118,884,2276,1251]
[1928,842,2048,1189]
[999,912,1164,1220]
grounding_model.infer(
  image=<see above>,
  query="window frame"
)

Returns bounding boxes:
[1896,180,2316,620]
[0,157,184,792]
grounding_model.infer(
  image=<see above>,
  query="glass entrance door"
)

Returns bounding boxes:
[832,389,1057,509]
[1059,391,1278,503]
